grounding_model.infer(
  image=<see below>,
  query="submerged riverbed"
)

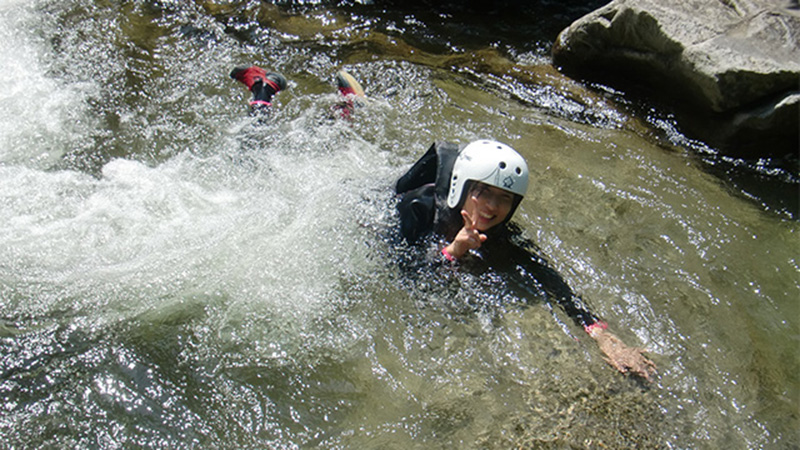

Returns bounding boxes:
[1,1,798,448]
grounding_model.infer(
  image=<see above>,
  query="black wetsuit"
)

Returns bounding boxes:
[395,142,602,329]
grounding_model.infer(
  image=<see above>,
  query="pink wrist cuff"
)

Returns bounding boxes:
[441,247,456,262]
[249,100,272,107]
[584,321,608,336]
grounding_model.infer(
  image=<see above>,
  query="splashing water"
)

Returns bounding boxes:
[1,1,797,448]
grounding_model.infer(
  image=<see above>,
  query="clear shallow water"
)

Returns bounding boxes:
[1,1,797,448]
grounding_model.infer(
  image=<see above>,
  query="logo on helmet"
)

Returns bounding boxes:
[503,176,514,189]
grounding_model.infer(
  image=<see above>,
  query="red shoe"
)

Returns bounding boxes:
[336,70,364,98]
[230,66,267,91]
[334,70,365,119]
[263,71,288,93]
[231,66,287,94]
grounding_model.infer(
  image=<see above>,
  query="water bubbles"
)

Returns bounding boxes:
[0,1,797,448]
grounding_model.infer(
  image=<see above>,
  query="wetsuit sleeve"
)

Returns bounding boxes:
[529,257,601,329]
[502,238,602,329]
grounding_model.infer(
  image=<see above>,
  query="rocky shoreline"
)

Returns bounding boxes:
[552,0,800,159]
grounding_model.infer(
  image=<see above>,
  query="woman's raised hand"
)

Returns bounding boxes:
[444,198,488,259]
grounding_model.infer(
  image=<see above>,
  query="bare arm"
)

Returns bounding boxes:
[586,322,657,382]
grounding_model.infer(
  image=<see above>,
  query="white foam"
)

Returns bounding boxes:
[0,119,391,331]
[0,0,94,168]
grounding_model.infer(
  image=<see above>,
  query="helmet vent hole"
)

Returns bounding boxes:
[515,167,521,174]
[499,162,507,169]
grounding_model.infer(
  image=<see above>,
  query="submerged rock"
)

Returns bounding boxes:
[551,0,800,158]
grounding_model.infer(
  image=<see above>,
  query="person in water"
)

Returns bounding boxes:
[230,66,288,114]
[396,140,657,381]
[230,65,363,118]
[231,67,656,381]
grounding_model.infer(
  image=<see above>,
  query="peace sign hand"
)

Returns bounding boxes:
[443,202,488,260]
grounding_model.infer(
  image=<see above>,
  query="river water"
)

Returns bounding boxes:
[1,0,797,448]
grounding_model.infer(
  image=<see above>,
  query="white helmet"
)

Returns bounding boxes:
[446,140,529,209]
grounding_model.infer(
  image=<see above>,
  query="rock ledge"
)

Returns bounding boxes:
[552,0,800,158]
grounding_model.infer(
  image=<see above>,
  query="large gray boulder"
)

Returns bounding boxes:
[552,0,800,158]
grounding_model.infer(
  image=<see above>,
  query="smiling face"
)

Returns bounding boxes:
[463,182,516,231]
